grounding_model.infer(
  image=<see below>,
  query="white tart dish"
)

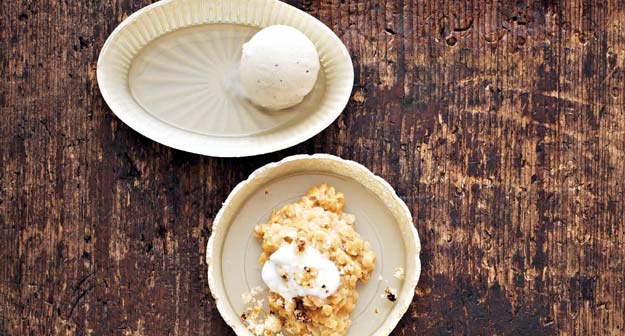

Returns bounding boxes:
[207,154,421,335]
[97,0,354,157]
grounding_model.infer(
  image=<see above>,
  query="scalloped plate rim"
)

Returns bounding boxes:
[206,154,422,336]
[97,0,354,157]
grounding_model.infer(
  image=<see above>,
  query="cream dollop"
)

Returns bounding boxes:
[261,243,340,299]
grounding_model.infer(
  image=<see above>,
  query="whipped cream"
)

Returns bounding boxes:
[261,242,340,299]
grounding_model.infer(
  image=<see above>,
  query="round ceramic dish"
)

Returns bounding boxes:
[97,0,354,157]
[207,154,421,335]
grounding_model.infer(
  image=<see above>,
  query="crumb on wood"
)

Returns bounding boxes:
[352,89,366,103]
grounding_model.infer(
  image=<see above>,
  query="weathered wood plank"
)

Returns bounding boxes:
[1,0,623,335]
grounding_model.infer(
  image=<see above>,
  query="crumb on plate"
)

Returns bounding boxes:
[384,287,397,302]
[393,267,405,280]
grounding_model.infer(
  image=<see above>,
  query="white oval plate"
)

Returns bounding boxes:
[97,0,354,157]
[207,154,421,335]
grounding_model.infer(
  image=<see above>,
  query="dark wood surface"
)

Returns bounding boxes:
[2,0,625,335]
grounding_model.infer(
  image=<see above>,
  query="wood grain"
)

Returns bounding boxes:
[1,0,624,335]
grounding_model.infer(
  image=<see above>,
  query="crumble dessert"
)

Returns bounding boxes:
[252,184,376,335]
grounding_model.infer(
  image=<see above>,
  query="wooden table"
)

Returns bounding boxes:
[2,1,624,335]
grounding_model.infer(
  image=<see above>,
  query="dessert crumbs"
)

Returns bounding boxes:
[393,267,405,280]
[384,287,397,302]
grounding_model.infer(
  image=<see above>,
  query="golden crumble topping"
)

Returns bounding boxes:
[253,184,376,336]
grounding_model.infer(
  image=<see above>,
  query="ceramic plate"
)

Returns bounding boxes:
[97,0,354,157]
[207,154,421,335]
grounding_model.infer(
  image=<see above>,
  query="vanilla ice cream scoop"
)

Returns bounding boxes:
[240,25,320,110]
